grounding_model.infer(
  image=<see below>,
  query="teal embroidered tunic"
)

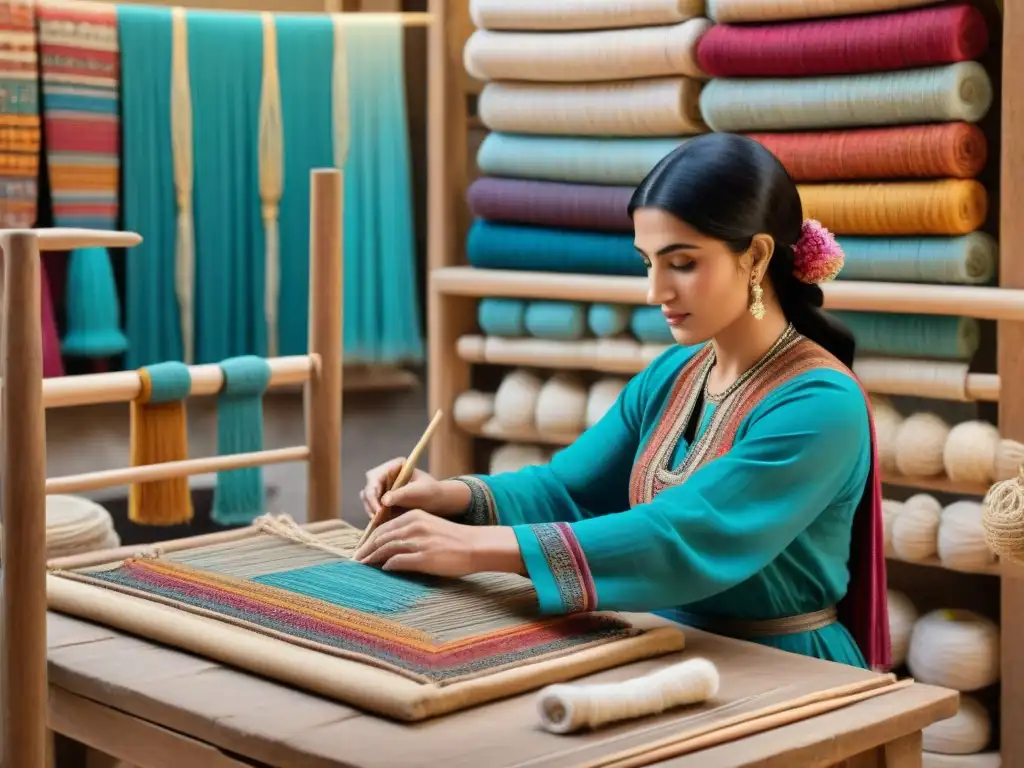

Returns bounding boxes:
[459,336,872,669]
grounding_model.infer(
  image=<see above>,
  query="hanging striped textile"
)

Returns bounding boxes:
[37,0,126,360]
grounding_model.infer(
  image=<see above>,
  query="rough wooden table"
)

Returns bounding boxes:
[44,612,957,768]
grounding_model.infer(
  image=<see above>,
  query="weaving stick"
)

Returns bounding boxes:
[578,675,908,768]
[357,409,444,546]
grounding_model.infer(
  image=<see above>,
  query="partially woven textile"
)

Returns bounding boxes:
[469,0,703,31]
[464,19,711,83]
[797,180,988,236]
[480,79,706,137]
[706,0,936,23]
[47,518,685,721]
[699,62,992,133]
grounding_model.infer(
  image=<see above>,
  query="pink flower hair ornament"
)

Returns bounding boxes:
[792,219,844,285]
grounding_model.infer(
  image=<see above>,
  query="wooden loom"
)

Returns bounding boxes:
[426,0,1024,766]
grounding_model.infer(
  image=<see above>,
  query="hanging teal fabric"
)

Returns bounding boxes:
[188,11,266,363]
[276,15,335,357]
[212,355,272,525]
[118,5,181,368]
[343,20,423,364]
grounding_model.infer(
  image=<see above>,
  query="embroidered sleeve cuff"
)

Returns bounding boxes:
[514,522,597,615]
[450,476,498,526]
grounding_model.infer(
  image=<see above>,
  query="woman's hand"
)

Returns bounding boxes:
[360,457,471,521]
[352,510,526,578]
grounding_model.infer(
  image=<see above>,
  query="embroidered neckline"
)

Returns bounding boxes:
[704,324,798,404]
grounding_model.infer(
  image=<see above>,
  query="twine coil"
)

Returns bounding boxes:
[982,467,1024,563]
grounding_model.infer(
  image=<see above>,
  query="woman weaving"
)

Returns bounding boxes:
[355,133,891,672]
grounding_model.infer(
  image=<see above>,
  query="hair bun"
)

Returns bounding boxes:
[792,219,844,285]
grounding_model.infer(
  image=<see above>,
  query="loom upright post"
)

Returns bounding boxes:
[0,231,49,767]
[306,169,344,523]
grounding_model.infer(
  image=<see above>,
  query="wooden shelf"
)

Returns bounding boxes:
[434,267,1024,320]
[880,471,991,497]
[456,335,1001,402]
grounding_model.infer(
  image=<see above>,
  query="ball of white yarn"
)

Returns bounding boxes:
[993,438,1024,482]
[944,420,999,485]
[895,413,951,477]
[586,378,628,428]
[887,589,918,668]
[871,396,903,472]
[489,443,547,474]
[452,390,496,431]
[882,499,903,556]
[938,500,997,571]
[892,498,941,562]
[535,374,588,434]
[922,694,991,755]
[493,369,543,430]
[905,493,943,515]
[43,495,120,559]
[907,609,1000,691]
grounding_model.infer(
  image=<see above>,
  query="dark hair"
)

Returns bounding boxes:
[628,132,855,367]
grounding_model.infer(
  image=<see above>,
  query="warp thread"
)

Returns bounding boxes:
[212,356,272,526]
[536,657,720,734]
[129,361,193,525]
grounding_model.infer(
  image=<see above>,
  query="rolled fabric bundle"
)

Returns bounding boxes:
[707,0,937,24]
[478,298,526,337]
[469,0,705,31]
[465,19,711,83]
[480,79,706,137]
[699,62,992,133]
[832,312,979,361]
[697,4,988,78]
[836,233,997,285]
[467,221,646,276]
[798,180,988,236]
[476,134,686,185]
[524,301,588,341]
[467,178,632,232]
[748,123,987,182]
[632,307,674,344]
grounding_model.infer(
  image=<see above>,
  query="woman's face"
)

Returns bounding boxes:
[633,207,756,346]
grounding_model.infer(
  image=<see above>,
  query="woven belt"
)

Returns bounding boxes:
[672,606,838,639]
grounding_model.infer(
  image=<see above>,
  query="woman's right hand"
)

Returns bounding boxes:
[360,457,471,521]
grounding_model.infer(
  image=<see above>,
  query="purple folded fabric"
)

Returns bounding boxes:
[467,177,633,232]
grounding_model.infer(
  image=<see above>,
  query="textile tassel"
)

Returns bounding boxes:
[129,361,193,525]
[61,247,129,358]
[259,12,284,357]
[211,356,272,525]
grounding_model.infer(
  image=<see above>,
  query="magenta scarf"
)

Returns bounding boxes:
[840,387,892,672]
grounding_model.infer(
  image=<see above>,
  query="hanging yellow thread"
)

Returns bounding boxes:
[171,6,195,364]
[129,362,194,526]
[259,11,284,357]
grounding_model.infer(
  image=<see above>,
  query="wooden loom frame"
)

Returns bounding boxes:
[0,169,343,766]
[425,0,1024,765]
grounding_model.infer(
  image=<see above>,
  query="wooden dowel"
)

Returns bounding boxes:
[19,354,316,410]
[1,230,49,768]
[306,169,343,523]
[45,446,310,495]
[433,267,1024,321]
[22,227,142,252]
[357,409,444,547]
[334,11,432,24]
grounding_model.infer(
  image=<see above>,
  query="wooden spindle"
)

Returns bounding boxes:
[306,169,343,523]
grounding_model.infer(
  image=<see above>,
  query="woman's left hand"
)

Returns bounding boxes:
[352,510,525,578]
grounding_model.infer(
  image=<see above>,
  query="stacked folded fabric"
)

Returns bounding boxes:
[464,0,713,276]
[695,0,997,366]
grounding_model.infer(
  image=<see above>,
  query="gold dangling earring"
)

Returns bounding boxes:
[749,278,765,321]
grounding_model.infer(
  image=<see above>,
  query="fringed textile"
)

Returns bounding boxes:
[120,4,180,369]
[37,0,127,359]
[258,13,283,358]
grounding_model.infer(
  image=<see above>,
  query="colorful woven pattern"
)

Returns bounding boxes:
[63,525,638,685]
[37,0,119,228]
[0,0,39,227]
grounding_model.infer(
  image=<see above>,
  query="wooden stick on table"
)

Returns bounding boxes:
[357,409,444,547]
